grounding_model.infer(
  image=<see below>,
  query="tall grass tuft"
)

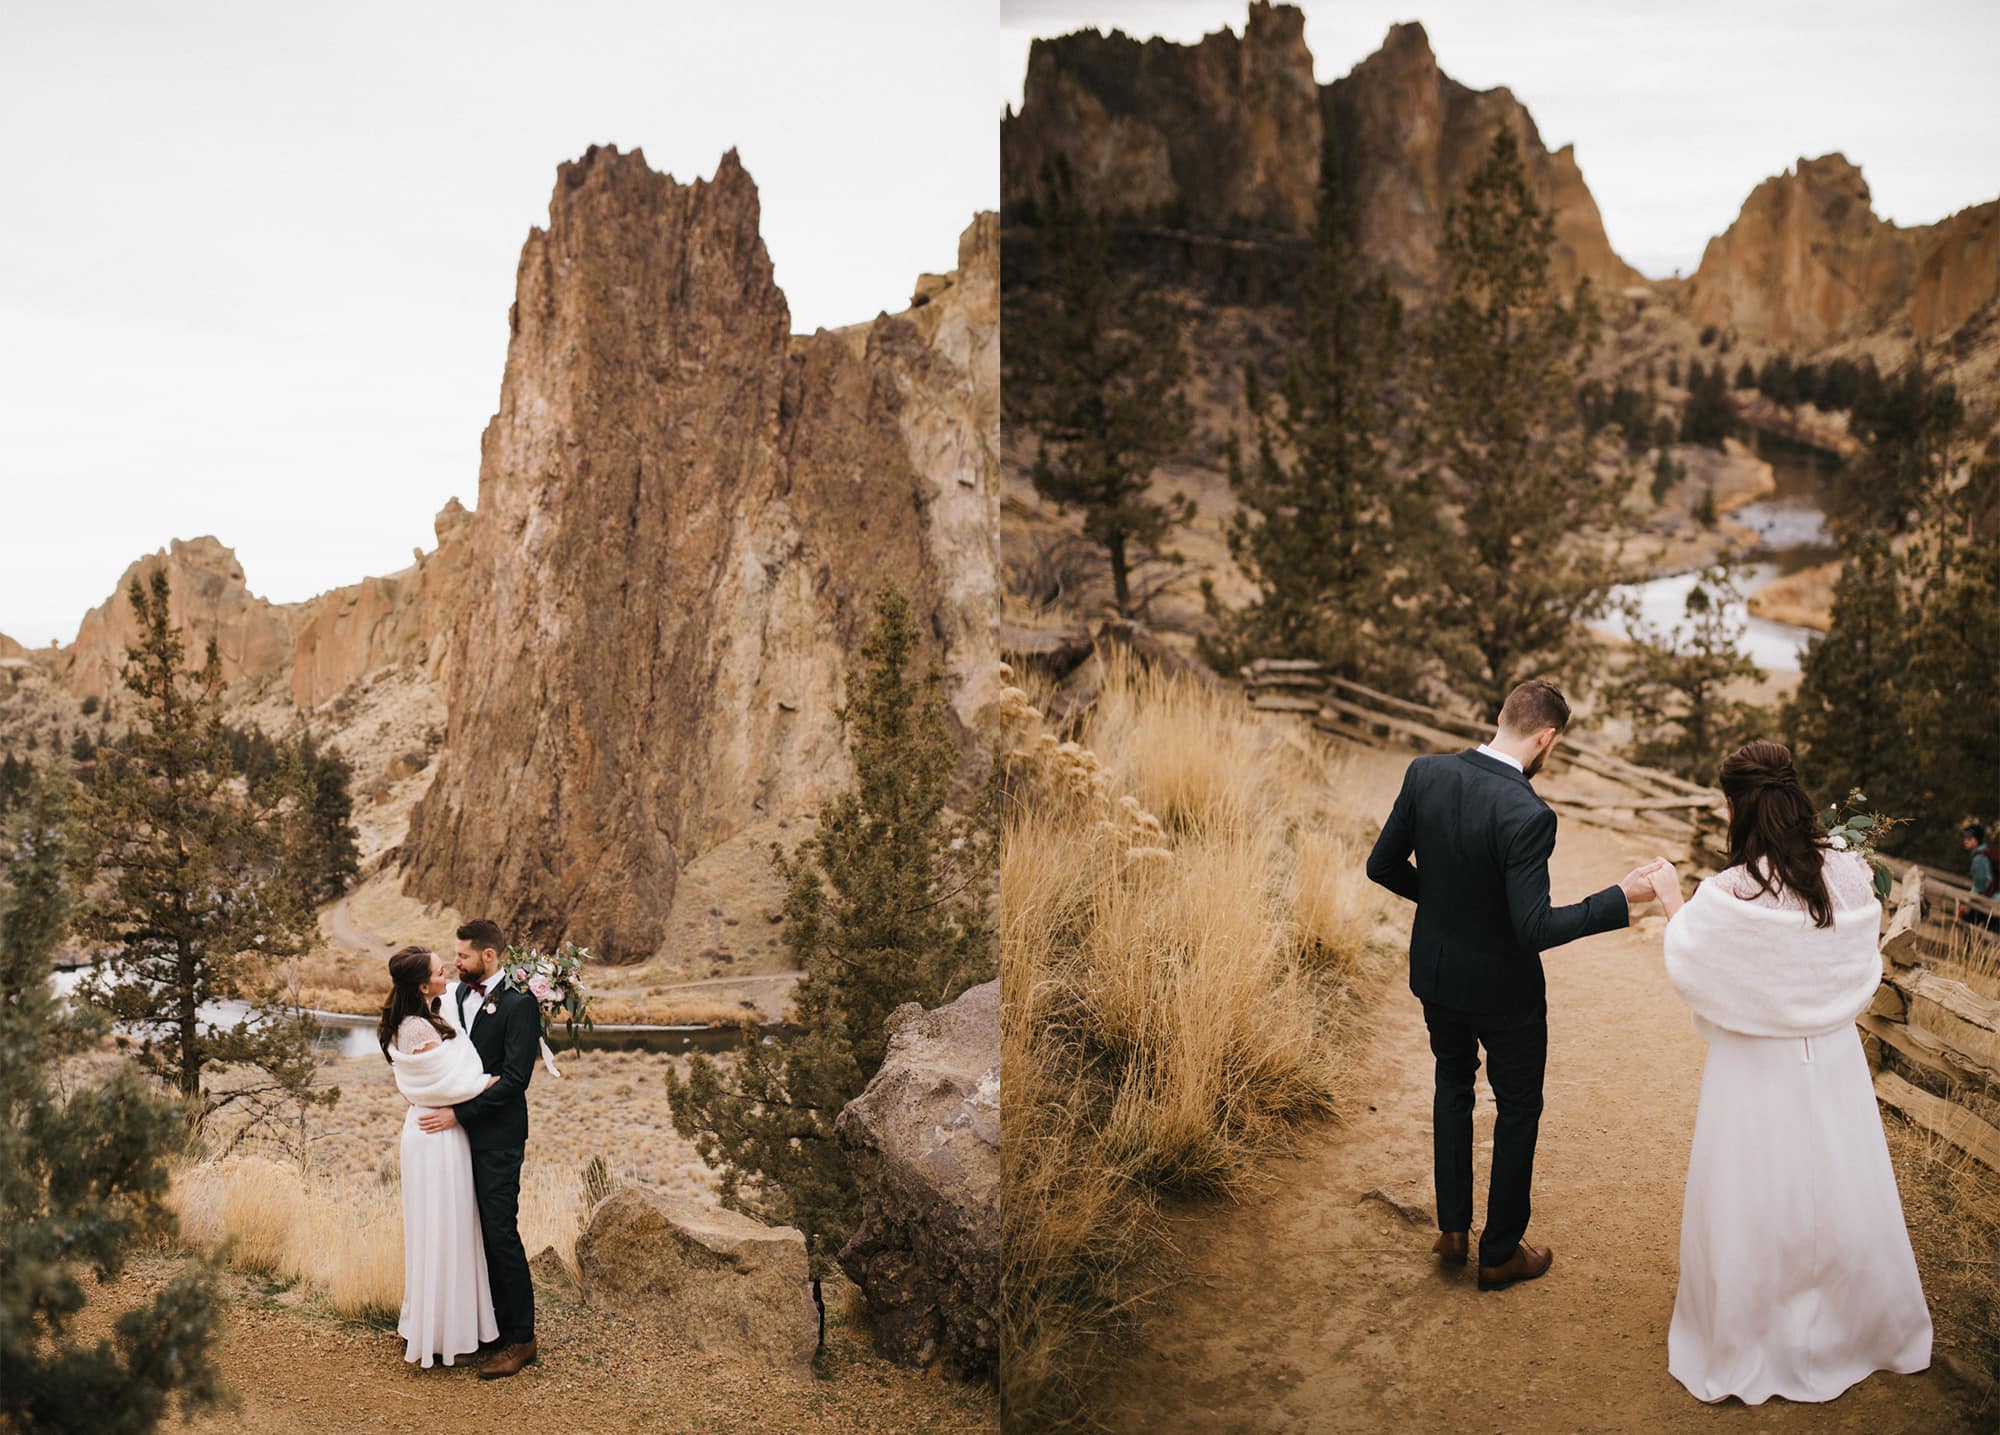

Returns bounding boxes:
[999,654,1386,1429]
[170,1153,589,1324]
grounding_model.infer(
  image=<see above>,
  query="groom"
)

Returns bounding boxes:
[1366,679,1663,1290]
[417,918,540,1376]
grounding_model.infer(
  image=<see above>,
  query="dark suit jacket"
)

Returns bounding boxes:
[1366,749,1627,1025]
[453,980,538,1151]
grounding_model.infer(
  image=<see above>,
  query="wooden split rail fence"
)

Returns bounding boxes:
[1240,658,2000,1173]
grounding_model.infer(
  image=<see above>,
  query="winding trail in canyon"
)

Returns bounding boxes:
[1093,750,1976,1434]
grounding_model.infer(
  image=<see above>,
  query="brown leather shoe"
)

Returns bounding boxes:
[1477,1242,1553,1291]
[478,1339,538,1379]
[1432,1231,1468,1264]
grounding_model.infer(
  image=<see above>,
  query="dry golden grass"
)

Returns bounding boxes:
[170,1153,594,1324]
[999,655,1386,1430]
[293,982,752,1028]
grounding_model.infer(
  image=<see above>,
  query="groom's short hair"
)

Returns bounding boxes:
[457,918,507,956]
[1499,679,1570,736]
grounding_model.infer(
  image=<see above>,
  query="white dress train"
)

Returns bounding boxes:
[1665,850,1932,1404]
[391,986,499,1367]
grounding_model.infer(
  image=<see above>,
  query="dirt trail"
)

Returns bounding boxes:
[1093,750,1976,1434]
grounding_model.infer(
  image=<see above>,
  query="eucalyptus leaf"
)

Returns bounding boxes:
[1872,862,1893,902]
[1848,814,1875,831]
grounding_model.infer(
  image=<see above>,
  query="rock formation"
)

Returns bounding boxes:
[1003,1,1322,234]
[1686,154,1998,346]
[1003,8,1639,298]
[575,1186,818,1376]
[835,979,999,1375]
[398,145,998,962]
[1324,22,1640,297]
[60,537,298,705]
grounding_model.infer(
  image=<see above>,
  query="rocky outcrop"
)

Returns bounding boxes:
[1324,21,1639,297]
[399,145,998,961]
[1003,1,1322,233]
[835,979,999,1375]
[575,1186,817,1376]
[1687,155,1998,346]
[288,499,471,709]
[60,537,299,705]
[1003,9,1639,298]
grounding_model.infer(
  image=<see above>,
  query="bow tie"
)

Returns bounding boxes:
[466,979,490,997]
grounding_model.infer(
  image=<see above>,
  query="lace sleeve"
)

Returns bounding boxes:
[1823,849,1878,911]
[396,1015,441,1053]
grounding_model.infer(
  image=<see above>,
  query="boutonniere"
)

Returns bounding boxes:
[483,1000,497,1015]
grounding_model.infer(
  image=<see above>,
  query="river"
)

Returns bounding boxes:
[47,967,787,1061]
[1599,437,1841,673]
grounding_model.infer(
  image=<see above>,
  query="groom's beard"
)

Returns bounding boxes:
[1524,746,1548,780]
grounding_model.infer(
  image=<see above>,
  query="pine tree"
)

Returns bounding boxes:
[1784,534,1912,811]
[1836,352,1963,537]
[665,586,997,1322]
[78,571,336,1140]
[1607,567,1770,782]
[1409,127,1625,719]
[1006,156,1195,615]
[1896,435,2000,858]
[1,757,229,1433]
[1201,134,1407,680]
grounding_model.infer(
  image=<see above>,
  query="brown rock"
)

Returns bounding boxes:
[1003,11,1638,298]
[835,979,999,1375]
[575,1186,817,1376]
[399,145,997,961]
[527,1243,576,1296]
[60,537,298,705]
[1687,155,1997,347]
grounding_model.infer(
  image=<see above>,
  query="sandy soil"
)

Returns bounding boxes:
[1084,745,1981,1434]
[73,1254,994,1435]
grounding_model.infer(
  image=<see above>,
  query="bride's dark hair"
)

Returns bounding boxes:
[377,945,456,1064]
[1717,740,1833,928]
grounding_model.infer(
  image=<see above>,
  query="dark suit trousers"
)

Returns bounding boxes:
[1423,1002,1548,1269]
[470,1145,535,1343]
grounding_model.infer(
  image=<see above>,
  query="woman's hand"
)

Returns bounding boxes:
[483,1074,500,1090]
[1650,860,1685,917]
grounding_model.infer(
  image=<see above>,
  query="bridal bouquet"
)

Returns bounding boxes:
[496,941,596,1074]
[1818,789,1903,903]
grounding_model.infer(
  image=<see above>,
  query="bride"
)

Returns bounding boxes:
[1652,741,1931,1404]
[377,945,501,1368]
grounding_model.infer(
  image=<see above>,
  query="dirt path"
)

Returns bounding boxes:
[1092,754,1976,1433]
[322,894,392,955]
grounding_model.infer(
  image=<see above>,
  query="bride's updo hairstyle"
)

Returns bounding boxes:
[1717,740,1833,929]
[377,945,457,1063]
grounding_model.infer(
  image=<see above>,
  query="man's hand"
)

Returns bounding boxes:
[1619,856,1673,905]
[417,1107,458,1134]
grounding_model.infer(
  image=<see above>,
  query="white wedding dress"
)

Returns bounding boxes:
[1665,849,1931,1404]
[390,984,498,1367]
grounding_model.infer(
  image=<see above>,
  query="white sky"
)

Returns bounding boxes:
[1,1,998,648]
[1001,1,2000,278]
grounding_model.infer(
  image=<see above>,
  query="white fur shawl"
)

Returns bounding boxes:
[1662,876,1882,1038]
[388,992,489,1107]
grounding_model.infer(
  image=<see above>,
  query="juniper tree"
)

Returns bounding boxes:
[1006,155,1195,615]
[1606,567,1770,782]
[1201,134,1408,681]
[1783,533,1912,814]
[1,756,229,1433]
[665,585,997,1320]
[1410,127,1625,719]
[1835,352,1963,538]
[78,570,335,1141]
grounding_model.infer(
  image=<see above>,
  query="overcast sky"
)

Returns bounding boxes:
[1001,1,1999,277]
[1,1,997,648]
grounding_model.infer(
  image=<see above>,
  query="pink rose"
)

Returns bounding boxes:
[528,974,554,1002]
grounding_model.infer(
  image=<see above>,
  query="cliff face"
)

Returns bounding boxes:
[1323,22,1638,296]
[61,537,298,705]
[1002,1,1321,235]
[1687,154,1998,346]
[399,146,997,961]
[1003,9,1639,298]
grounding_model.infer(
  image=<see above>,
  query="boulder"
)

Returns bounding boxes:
[575,1186,817,1377]
[835,979,999,1375]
